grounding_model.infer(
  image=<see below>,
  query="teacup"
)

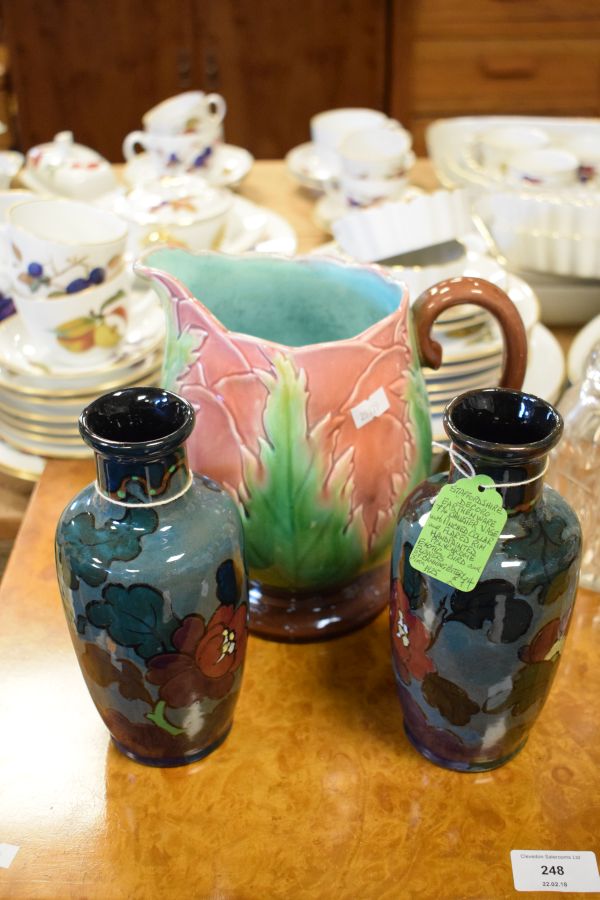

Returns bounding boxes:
[12,266,131,367]
[310,108,388,151]
[114,176,233,256]
[338,125,414,179]
[122,127,222,175]
[142,90,226,135]
[7,197,127,298]
[477,125,550,174]
[0,190,36,313]
[506,147,579,187]
[561,133,600,182]
[337,172,409,207]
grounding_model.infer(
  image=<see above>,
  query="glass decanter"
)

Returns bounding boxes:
[548,344,600,592]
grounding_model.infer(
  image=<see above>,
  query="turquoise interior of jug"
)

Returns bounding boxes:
[144,249,405,347]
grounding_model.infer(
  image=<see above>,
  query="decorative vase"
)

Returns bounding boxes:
[136,249,528,641]
[390,388,582,772]
[55,387,248,767]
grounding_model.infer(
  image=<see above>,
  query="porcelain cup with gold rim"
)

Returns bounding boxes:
[12,267,132,369]
[6,197,128,299]
[142,91,226,136]
[122,126,223,176]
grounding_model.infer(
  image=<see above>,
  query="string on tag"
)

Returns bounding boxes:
[431,440,549,489]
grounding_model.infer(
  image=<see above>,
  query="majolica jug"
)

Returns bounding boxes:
[136,250,527,641]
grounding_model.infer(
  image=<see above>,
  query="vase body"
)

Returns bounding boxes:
[136,249,527,641]
[391,388,581,772]
[55,388,248,767]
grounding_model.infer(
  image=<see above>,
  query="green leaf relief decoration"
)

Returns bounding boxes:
[86,583,179,660]
[162,301,198,393]
[241,354,365,590]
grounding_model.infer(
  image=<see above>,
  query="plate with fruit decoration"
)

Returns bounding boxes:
[0,286,165,389]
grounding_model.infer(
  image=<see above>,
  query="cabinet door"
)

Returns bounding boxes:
[191,0,388,157]
[4,0,387,161]
[4,0,201,160]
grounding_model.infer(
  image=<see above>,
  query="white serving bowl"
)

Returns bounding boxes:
[474,189,600,280]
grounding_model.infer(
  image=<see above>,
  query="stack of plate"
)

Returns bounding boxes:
[0,286,165,477]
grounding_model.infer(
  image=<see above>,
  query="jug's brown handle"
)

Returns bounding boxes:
[412,276,527,389]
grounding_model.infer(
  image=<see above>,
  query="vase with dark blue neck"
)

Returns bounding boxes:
[55,387,248,767]
[390,388,581,772]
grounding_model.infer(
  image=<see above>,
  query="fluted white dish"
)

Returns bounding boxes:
[332,189,473,263]
[474,189,600,279]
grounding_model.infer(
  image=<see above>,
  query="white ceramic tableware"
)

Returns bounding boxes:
[337,172,409,207]
[338,125,413,179]
[561,133,600,182]
[332,189,473,263]
[11,267,132,367]
[22,132,117,200]
[111,176,233,256]
[7,197,127,297]
[476,125,550,174]
[122,126,222,175]
[474,189,600,279]
[123,142,254,189]
[142,90,226,135]
[310,108,388,151]
[506,147,579,187]
[0,151,25,190]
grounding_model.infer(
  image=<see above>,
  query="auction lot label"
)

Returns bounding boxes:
[511,850,600,892]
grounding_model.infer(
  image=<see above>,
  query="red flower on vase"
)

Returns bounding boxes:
[390,578,435,685]
[146,605,248,706]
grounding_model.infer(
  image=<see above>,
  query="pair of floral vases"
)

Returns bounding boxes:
[55,386,581,771]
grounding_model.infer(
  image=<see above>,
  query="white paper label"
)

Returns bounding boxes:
[0,843,19,869]
[511,850,600,892]
[351,387,390,429]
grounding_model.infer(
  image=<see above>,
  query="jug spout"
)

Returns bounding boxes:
[134,255,229,338]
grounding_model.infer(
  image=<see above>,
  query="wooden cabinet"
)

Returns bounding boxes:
[391,0,600,154]
[3,0,600,162]
[2,0,387,161]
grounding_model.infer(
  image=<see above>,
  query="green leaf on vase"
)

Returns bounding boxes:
[60,506,158,588]
[503,514,579,598]
[241,354,365,590]
[421,672,480,726]
[146,700,185,735]
[86,583,179,659]
[483,659,558,716]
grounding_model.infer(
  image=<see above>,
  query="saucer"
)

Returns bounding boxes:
[220,196,297,255]
[123,144,254,190]
[429,322,564,442]
[0,436,46,481]
[285,142,341,192]
[0,287,165,387]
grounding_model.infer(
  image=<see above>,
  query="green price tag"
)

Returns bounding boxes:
[409,475,508,592]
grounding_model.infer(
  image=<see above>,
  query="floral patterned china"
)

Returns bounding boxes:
[123,143,254,190]
[20,131,117,200]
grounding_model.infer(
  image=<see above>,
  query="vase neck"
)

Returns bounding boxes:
[95,444,191,505]
[448,444,547,513]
